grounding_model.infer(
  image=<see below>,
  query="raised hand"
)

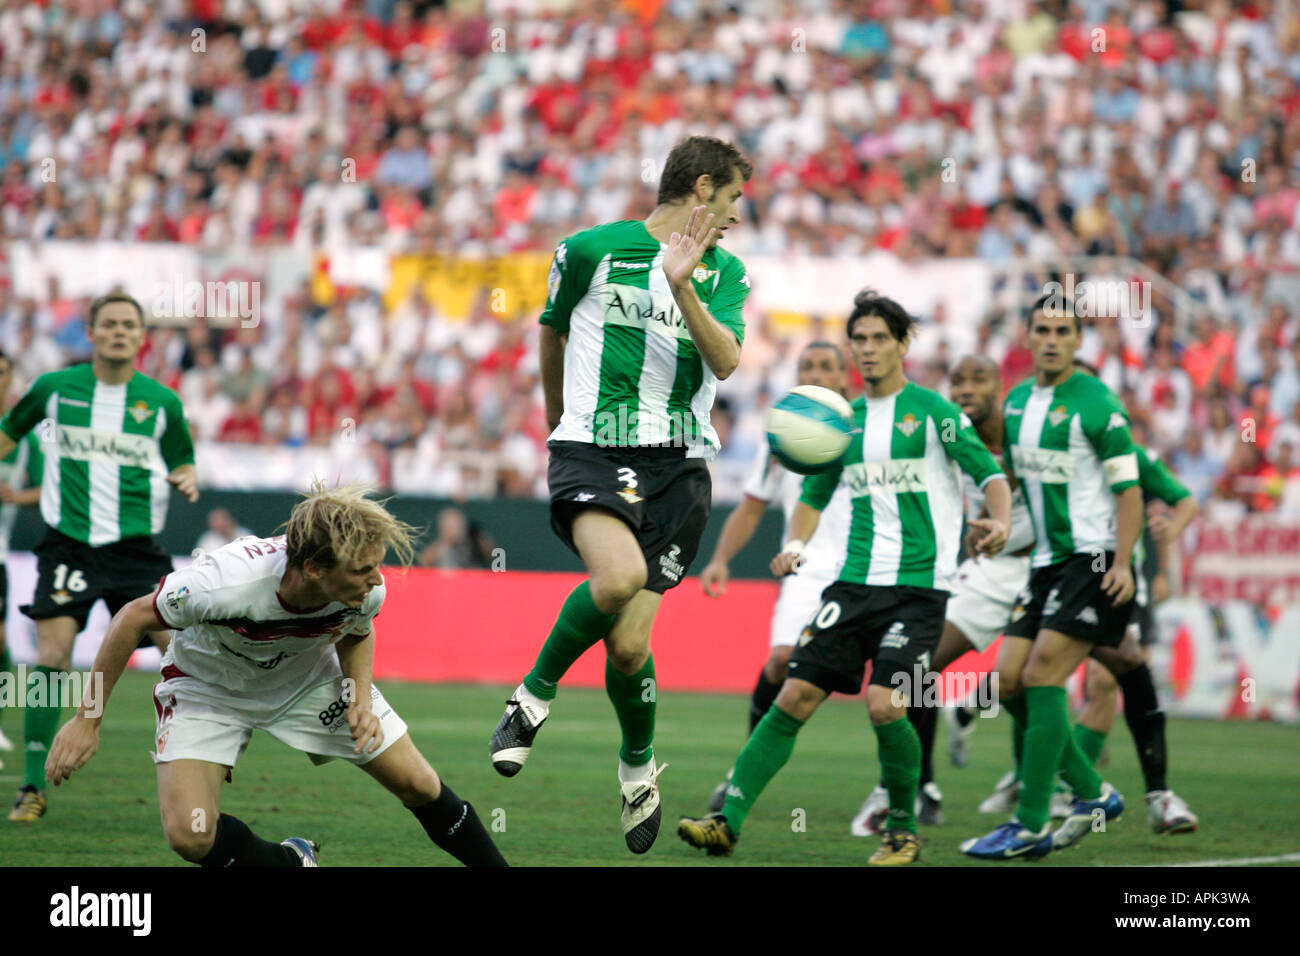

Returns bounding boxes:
[662,205,717,289]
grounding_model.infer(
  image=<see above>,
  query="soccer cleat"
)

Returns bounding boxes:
[868,829,922,866]
[489,686,549,777]
[677,812,738,856]
[706,767,733,814]
[0,726,13,751]
[917,781,944,826]
[960,819,1053,860]
[978,770,1022,814]
[620,760,668,854]
[8,786,48,824]
[944,705,977,768]
[282,837,320,866]
[1051,782,1124,851]
[1147,790,1198,835]
[850,785,890,837]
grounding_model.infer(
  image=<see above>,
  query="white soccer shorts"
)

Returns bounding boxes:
[151,674,408,769]
[945,554,1033,652]
[770,573,836,648]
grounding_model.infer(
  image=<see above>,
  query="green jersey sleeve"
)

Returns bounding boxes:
[799,460,844,512]
[932,397,1004,488]
[0,374,56,443]
[1137,446,1190,506]
[23,431,43,486]
[708,252,750,346]
[538,233,598,336]
[1083,392,1139,493]
[160,392,196,469]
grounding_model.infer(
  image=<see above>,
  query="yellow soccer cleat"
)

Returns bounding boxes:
[868,829,921,866]
[677,813,738,857]
[8,786,47,824]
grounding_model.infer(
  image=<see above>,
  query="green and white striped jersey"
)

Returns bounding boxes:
[801,383,1004,591]
[540,220,749,460]
[1003,370,1139,569]
[0,365,195,546]
[0,430,43,559]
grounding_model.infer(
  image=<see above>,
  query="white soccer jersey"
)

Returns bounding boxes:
[152,534,384,712]
[961,451,1036,554]
[741,443,849,580]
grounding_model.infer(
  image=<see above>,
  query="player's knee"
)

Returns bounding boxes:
[867,694,904,725]
[773,681,820,719]
[589,569,645,613]
[606,641,648,674]
[164,820,216,862]
[998,669,1024,699]
[398,765,441,805]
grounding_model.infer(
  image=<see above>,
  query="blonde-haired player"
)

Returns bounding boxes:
[47,481,507,867]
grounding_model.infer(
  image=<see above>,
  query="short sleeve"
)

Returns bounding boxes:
[1137,447,1191,505]
[1083,394,1139,493]
[741,443,782,503]
[539,235,595,337]
[708,253,749,346]
[152,559,221,630]
[931,397,1004,488]
[160,392,196,469]
[0,374,56,443]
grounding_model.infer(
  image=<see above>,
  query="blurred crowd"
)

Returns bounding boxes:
[2,0,1300,513]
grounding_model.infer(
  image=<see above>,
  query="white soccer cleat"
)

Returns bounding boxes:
[1147,790,1198,835]
[0,727,13,752]
[620,760,668,854]
[850,785,890,837]
[978,770,1022,814]
[1050,783,1074,820]
[490,685,550,777]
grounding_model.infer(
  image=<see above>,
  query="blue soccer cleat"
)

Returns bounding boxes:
[282,837,320,866]
[960,820,1053,860]
[1051,782,1124,851]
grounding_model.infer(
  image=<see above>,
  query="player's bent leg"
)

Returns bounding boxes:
[1078,659,1118,744]
[157,758,227,862]
[865,684,923,863]
[711,644,796,813]
[572,508,649,615]
[362,733,508,867]
[679,678,825,856]
[603,589,668,853]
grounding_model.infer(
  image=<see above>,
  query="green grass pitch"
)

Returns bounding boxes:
[2,672,1297,867]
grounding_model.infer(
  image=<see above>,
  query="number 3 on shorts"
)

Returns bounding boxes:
[52,564,88,592]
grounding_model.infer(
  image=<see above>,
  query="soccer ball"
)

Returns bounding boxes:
[764,385,855,475]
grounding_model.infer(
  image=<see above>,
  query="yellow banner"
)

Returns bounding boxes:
[385,253,553,321]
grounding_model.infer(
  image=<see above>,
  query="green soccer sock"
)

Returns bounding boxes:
[1074,723,1108,767]
[1002,692,1028,780]
[24,666,63,789]
[1017,686,1103,831]
[523,581,618,701]
[606,654,656,766]
[874,715,922,834]
[721,705,805,834]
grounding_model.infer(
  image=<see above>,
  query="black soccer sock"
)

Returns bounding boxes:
[910,705,937,787]
[197,813,300,867]
[409,783,508,867]
[1118,664,1168,793]
[748,669,782,734]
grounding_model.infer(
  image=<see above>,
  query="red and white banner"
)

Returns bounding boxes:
[1185,517,1300,606]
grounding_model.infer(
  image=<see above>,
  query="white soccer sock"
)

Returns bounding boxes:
[514,683,551,715]
[618,757,655,784]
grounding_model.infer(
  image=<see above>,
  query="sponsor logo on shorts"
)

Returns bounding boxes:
[880,621,909,650]
[658,544,685,583]
[1044,587,1062,618]
[574,492,596,501]
[1076,606,1099,625]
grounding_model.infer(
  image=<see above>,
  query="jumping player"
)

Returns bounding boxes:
[0,292,197,823]
[678,290,1011,865]
[698,341,853,811]
[46,482,508,867]
[489,136,752,853]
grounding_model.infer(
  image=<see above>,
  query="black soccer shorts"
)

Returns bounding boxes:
[785,580,949,697]
[547,440,711,594]
[1004,551,1133,648]
[22,528,175,634]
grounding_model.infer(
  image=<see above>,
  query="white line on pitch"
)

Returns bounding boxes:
[1144,852,1300,867]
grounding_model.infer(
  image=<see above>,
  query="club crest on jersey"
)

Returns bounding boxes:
[128,400,156,425]
[1048,405,1068,427]
[51,590,72,606]
[691,267,716,283]
[895,413,921,438]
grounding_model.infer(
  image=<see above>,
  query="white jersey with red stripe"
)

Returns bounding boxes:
[151,534,384,712]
